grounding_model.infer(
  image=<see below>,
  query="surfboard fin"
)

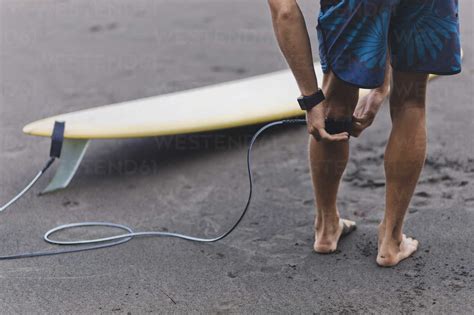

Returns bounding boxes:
[41,139,90,194]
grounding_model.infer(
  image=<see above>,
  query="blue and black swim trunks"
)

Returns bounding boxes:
[317,0,462,88]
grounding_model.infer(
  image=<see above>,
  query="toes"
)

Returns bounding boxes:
[402,235,419,248]
[342,219,356,227]
[409,239,419,251]
[399,238,419,260]
[341,219,357,236]
[405,236,419,247]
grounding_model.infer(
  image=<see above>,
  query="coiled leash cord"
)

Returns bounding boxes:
[0,119,307,260]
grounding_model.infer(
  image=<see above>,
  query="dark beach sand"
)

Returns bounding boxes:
[1,0,473,313]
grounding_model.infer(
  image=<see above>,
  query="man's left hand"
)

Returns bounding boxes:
[351,90,387,137]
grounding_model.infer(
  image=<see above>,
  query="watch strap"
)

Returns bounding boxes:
[298,89,325,111]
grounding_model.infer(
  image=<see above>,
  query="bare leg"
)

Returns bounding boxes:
[377,70,428,267]
[309,71,358,253]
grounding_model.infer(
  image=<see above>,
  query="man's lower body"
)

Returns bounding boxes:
[312,0,461,266]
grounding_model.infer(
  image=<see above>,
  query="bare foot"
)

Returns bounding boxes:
[314,218,356,254]
[377,234,419,267]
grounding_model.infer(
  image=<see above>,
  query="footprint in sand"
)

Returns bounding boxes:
[89,23,118,33]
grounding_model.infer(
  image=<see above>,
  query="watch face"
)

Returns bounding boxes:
[298,90,325,110]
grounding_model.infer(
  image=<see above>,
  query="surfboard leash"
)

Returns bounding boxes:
[0,118,307,260]
[0,121,64,214]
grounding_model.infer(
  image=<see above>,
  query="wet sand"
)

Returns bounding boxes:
[0,0,473,313]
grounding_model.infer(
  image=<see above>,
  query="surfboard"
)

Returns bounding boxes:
[21,61,443,193]
[23,64,320,139]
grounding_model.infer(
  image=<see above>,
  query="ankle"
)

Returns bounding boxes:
[378,222,386,234]
[316,214,340,233]
[378,221,402,242]
[380,233,403,246]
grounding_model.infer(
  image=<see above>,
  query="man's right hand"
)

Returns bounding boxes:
[306,104,350,142]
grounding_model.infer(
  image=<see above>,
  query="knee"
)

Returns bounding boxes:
[323,72,359,120]
[323,94,355,135]
[324,94,358,120]
[390,72,428,115]
[267,0,298,21]
[389,92,426,118]
[390,88,426,107]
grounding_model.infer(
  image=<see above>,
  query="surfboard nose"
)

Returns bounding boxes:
[22,123,35,134]
[23,121,52,137]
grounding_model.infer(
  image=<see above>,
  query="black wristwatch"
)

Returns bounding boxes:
[297,89,325,111]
